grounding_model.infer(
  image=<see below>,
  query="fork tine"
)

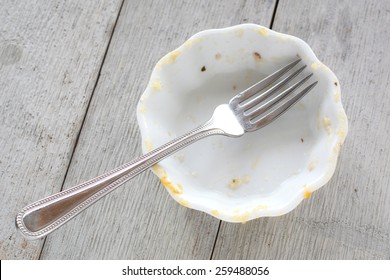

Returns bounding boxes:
[231,58,301,104]
[252,81,318,128]
[246,73,313,120]
[240,65,307,112]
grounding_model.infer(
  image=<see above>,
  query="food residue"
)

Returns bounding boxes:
[177,198,189,207]
[231,211,250,224]
[307,161,317,172]
[183,37,203,48]
[228,176,249,189]
[333,142,342,154]
[169,50,181,62]
[304,190,312,199]
[160,177,183,194]
[322,117,332,135]
[144,139,153,152]
[138,105,146,113]
[253,52,261,62]
[211,209,220,216]
[253,205,268,211]
[334,91,341,102]
[159,50,181,66]
[152,164,167,177]
[311,62,322,70]
[303,184,312,199]
[232,85,237,90]
[174,154,185,163]
[215,53,221,60]
[152,80,161,91]
[257,27,268,36]
[338,128,346,143]
[301,138,304,143]
[201,66,206,72]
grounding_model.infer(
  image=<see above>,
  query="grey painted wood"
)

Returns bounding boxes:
[212,0,390,259]
[8,0,385,260]
[39,0,276,259]
[0,0,122,259]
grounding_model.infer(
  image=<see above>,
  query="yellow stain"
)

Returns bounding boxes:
[169,50,181,62]
[334,91,341,102]
[338,129,346,144]
[228,176,250,189]
[304,190,312,199]
[278,34,289,41]
[184,37,203,48]
[177,198,190,207]
[303,184,312,199]
[257,27,268,36]
[333,142,342,154]
[152,81,161,91]
[253,205,268,211]
[159,50,182,66]
[211,209,220,216]
[307,161,317,172]
[323,117,332,135]
[144,140,153,152]
[151,164,167,177]
[160,177,183,194]
[231,212,250,224]
[311,62,323,70]
[177,183,183,192]
[174,154,185,163]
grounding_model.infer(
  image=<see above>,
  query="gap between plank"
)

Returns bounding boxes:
[209,0,280,260]
[270,0,279,29]
[209,219,222,259]
[38,0,125,260]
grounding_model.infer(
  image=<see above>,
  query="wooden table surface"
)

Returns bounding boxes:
[1,0,389,260]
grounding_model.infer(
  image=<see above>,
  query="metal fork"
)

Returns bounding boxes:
[16,58,317,239]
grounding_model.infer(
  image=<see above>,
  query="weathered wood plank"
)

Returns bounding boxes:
[0,0,122,259]
[39,0,276,259]
[212,0,390,259]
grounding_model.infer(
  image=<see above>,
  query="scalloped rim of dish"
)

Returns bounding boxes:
[136,23,348,222]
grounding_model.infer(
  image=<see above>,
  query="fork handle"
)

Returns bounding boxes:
[16,121,223,240]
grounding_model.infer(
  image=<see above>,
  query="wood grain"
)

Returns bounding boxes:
[212,0,390,259]
[39,0,276,259]
[0,0,122,259]
[6,0,386,260]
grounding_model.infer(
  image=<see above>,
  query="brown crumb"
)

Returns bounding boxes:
[215,53,221,60]
[233,85,237,90]
[301,138,304,143]
[228,176,249,189]
[201,66,206,72]
[334,81,338,86]
[253,52,261,62]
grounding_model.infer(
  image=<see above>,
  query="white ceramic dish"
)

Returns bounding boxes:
[136,24,348,223]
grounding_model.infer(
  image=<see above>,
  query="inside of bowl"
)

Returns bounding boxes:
[139,25,342,218]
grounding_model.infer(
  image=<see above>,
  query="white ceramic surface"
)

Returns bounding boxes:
[136,24,348,223]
